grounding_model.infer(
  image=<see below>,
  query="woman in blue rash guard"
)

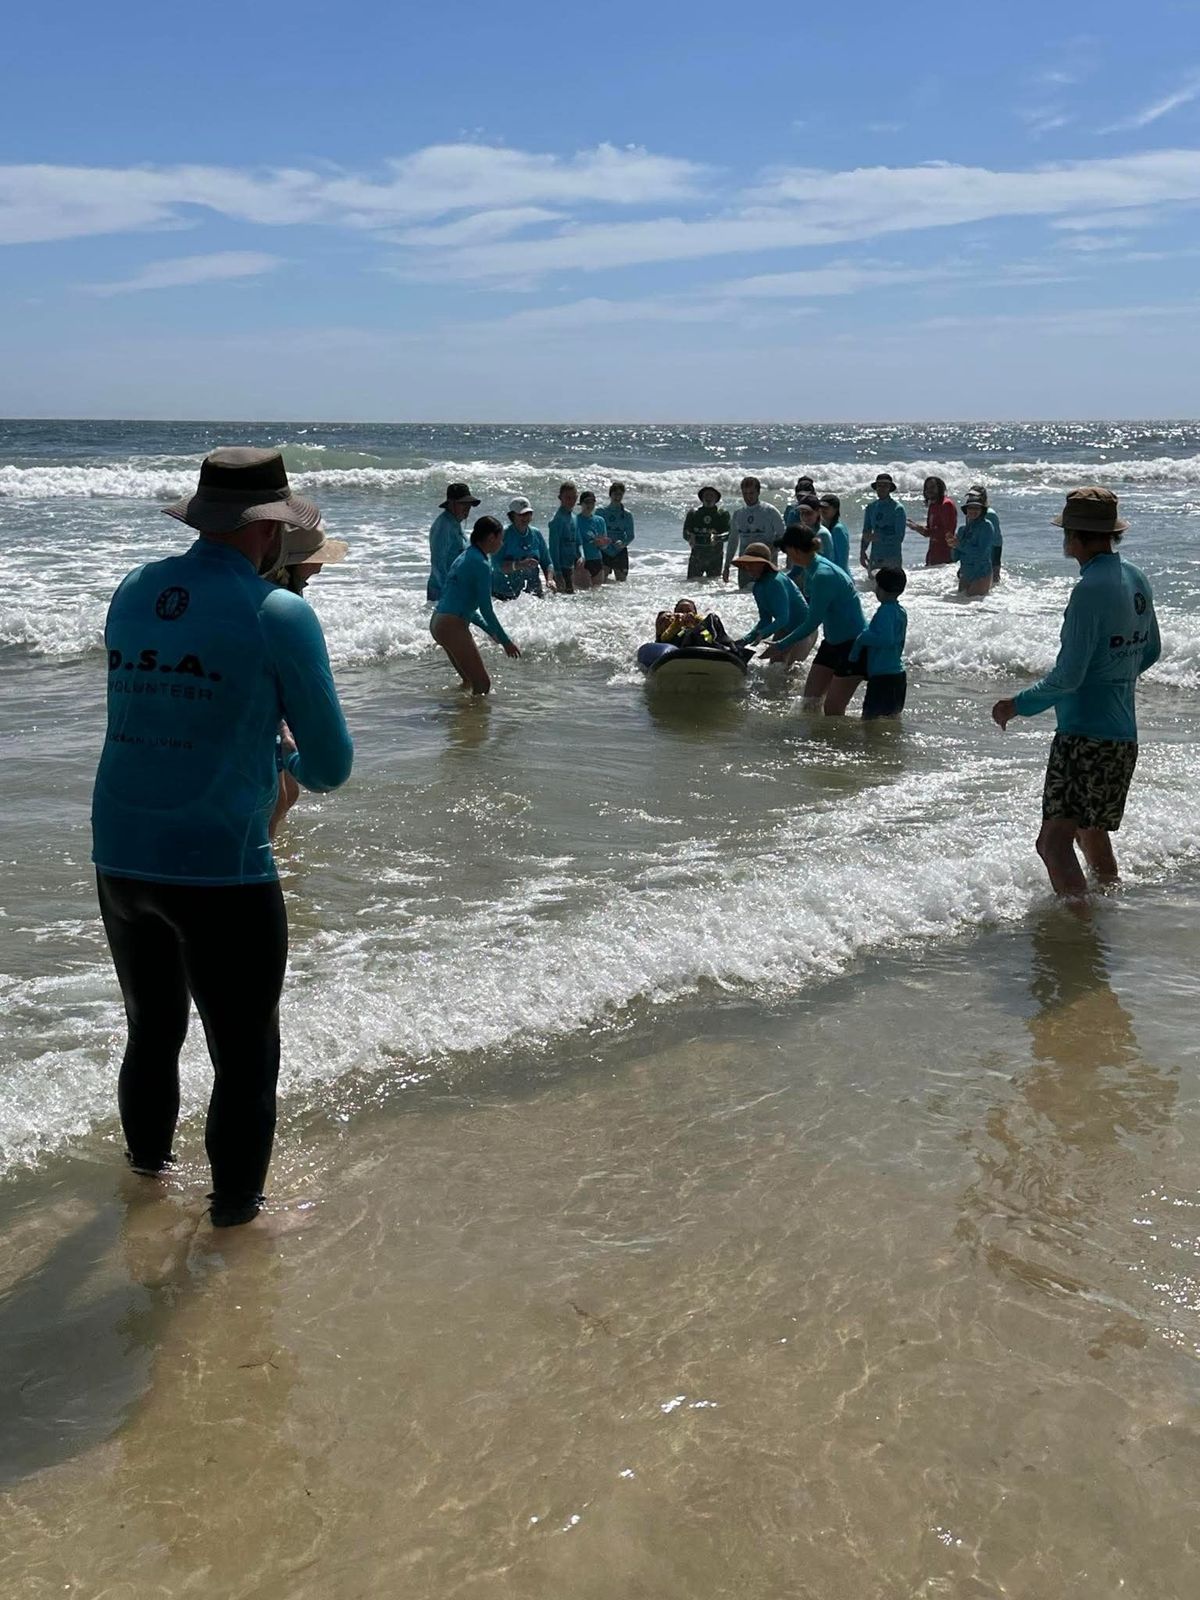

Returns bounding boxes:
[731,541,813,665]
[495,497,554,598]
[969,483,1003,584]
[771,525,869,714]
[576,490,611,584]
[951,492,995,597]
[431,516,521,694]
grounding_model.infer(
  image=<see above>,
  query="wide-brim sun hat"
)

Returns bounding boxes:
[731,541,778,569]
[1052,485,1129,534]
[508,496,534,517]
[282,522,348,567]
[441,481,481,509]
[163,446,321,535]
[873,473,897,489]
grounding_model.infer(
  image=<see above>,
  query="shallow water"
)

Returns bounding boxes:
[2,420,1200,1594]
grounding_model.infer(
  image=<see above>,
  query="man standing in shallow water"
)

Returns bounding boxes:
[91,448,354,1227]
[992,488,1159,898]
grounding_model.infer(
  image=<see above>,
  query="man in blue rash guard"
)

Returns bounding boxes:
[850,566,909,720]
[951,492,995,597]
[431,516,522,693]
[731,541,811,664]
[860,472,907,573]
[772,525,869,713]
[818,494,853,575]
[495,497,553,598]
[548,481,583,593]
[427,481,480,603]
[599,481,635,582]
[92,448,354,1229]
[992,488,1160,899]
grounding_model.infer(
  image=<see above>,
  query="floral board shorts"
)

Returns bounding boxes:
[1042,732,1139,831]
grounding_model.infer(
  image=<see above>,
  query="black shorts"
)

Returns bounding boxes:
[687,544,723,580]
[555,566,575,594]
[813,636,863,678]
[992,549,1002,579]
[1043,733,1138,831]
[584,558,604,578]
[862,673,907,720]
[602,548,630,578]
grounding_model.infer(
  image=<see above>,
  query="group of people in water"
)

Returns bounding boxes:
[88,447,1159,1228]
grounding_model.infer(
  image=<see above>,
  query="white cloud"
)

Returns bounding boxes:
[83,251,281,296]
[1101,73,1200,133]
[0,144,706,246]
[391,207,563,247]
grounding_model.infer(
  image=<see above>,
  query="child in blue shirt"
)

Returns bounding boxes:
[849,567,908,720]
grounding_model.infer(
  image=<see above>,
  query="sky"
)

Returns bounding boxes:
[2,0,1200,421]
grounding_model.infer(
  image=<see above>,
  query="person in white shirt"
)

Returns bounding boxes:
[725,477,786,590]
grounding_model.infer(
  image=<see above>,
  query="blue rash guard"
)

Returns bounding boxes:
[434,544,514,648]
[494,522,551,596]
[576,512,609,562]
[862,497,907,568]
[825,521,852,575]
[91,539,353,887]
[427,510,467,603]
[599,502,634,554]
[1012,553,1159,741]
[737,569,810,646]
[548,508,581,570]
[849,599,908,677]
[773,554,867,652]
[954,516,995,583]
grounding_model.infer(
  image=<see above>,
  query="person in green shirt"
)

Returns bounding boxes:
[683,486,732,580]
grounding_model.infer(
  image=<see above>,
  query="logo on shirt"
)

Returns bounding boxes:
[1134,592,1147,616]
[155,586,190,621]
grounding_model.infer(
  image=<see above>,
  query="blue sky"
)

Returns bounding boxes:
[2,0,1200,420]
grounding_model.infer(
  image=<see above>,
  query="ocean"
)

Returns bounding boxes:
[2,419,1199,1598]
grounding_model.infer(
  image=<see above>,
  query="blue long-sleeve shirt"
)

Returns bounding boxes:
[953,516,995,583]
[548,508,581,570]
[738,569,810,645]
[862,497,907,567]
[92,539,353,886]
[576,511,609,562]
[1012,553,1159,741]
[435,545,514,647]
[825,520,852,575]
[427,510,467,604]
[598,502,635,553]
[849,599,907,677]
[494,522,551,597]
[773,554,867,650]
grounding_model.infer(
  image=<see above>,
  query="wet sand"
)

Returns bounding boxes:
[3,889,1200,1599]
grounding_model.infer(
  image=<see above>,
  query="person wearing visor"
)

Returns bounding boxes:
[266,520,350,838]
[91,448,353,1229]
[427,481,479,603]
[992,488,1159,898]
[495,497,553,598]
[431,515,522,693]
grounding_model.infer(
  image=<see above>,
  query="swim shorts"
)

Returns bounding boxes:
[862,672,907,720]
[1042,732,1138,831]
[584,558,604,579]
[602,549,629,579]
[687,545,723,580]
[813,636,863,678]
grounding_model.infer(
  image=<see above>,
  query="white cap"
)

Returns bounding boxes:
[508,496,534,516]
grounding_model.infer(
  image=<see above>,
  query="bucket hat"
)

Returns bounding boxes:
[698,485,722,501]
[872,472,897,490]
[163,447,321,535]
[440,481,481,509]
[1052,486,1129,534]
[731,541,778,570]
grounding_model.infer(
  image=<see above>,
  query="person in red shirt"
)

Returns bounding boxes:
[907,476,957,566]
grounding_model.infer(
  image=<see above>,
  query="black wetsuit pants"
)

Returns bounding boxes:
[96,872,288,1206]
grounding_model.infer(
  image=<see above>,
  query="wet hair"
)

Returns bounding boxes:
[795,475,815,492]
[558,481,577,498]
[818,493,841,516]
[609,481,625,495]
[781,525,822,553]
[876,567,907,597]
[675,598,699,615]
[923,476,947,502]
[470,515,504,546]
